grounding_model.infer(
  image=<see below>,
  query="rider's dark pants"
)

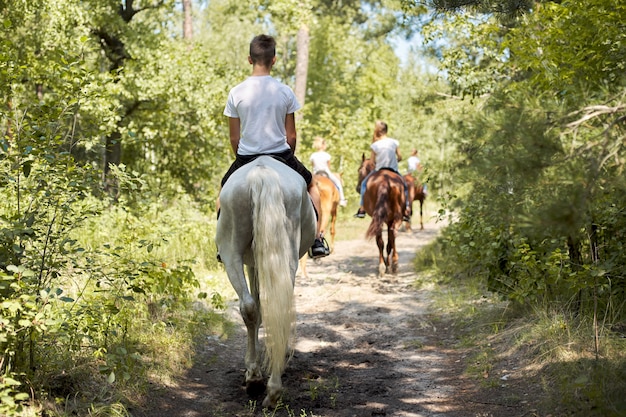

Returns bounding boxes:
[221,150,312,188]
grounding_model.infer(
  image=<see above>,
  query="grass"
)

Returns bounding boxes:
[415,237,626,416]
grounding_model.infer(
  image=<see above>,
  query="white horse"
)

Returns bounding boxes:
[215,156,316,408]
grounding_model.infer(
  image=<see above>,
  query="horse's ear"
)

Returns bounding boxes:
[362,153,365,162]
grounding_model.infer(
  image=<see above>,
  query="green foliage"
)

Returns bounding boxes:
[111,38,240,203]
[0,35,108,415]
[0,6,222,412]
[508,0,626,101]
[412,0,534,15]
[422,13,509,99]
[427,0,626,331]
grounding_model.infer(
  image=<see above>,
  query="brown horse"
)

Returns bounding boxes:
[356,154,406,277]
[403,173,426,231]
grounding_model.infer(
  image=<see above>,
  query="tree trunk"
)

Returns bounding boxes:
[182,0,193,41]
[98,1,135,197]
[294,23,309,120]
[104,130,122,199]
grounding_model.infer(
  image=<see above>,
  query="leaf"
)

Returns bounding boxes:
[1,377,22,386]
[14,392,29,401]
[18,319,32,327]
[6,265,20,273]
[107,371,116,384]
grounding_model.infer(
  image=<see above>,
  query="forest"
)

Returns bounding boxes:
[1,0,625,415]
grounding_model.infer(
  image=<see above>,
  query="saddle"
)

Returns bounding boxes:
[365,167,404,186]
[314,170,343,195]
[365,168,410,213]
[379,167,401,175]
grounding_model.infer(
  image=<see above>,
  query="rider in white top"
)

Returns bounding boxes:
[220,34,329,259]
[355,121,410,221]
[406,148,427,194]
[224,75,298,156]
[407,149,421,174]
[309,137,347,206]
[371,137,400,172]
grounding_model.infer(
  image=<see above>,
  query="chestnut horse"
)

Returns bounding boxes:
[313,173,340,251]
[356,155,406,277]
[215,156,316,408]
[403,173,426,231]
[299,173,340,278]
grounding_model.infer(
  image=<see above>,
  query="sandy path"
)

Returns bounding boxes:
[138,218,532,417]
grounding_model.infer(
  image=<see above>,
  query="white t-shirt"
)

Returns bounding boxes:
[407,155,420,173]
[224,75,301,156]
[371,137,400,171]
[310,151,331,174]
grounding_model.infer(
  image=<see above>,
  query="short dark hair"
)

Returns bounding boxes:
[250,34,276,67]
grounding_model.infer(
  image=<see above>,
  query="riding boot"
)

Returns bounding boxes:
[354,207,366,218]
[403,207,411,222]
[309,236,330,258]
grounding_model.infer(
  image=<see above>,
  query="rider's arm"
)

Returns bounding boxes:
[285,113,297,152]
[228,117,241,154]
[396,148,403,162]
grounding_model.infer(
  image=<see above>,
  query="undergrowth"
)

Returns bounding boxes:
[9,198,234,417]
[414,236,626,417]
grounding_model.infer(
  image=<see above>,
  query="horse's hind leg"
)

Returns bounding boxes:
[388,227,399,274]
[387,226,398,274]
[405,200,413,232]
[329,207,337,252]
[227,264,264,395]
[263,371,282,408]
[376,233,387,277]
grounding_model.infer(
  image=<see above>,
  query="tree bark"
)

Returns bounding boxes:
[182,0,193,41]
[97,1,136,196]
[104,130,122,199]
[294,23,309,119]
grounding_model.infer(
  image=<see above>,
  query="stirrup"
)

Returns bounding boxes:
[403,209,411,222]
[354,208,366,218]
[308,237,330,259]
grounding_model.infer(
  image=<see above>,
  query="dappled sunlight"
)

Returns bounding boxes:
[138,219,549,416]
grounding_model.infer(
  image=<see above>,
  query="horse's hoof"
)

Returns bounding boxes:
[245,378,266,397]
[378,264,386,278]
[262,390,281,409]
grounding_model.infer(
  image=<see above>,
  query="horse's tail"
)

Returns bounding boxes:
[366,177,390,240]
[248,166,295,378]
[365,174,403,240]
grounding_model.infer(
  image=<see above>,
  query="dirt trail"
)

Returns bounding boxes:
[138,219,536,417]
